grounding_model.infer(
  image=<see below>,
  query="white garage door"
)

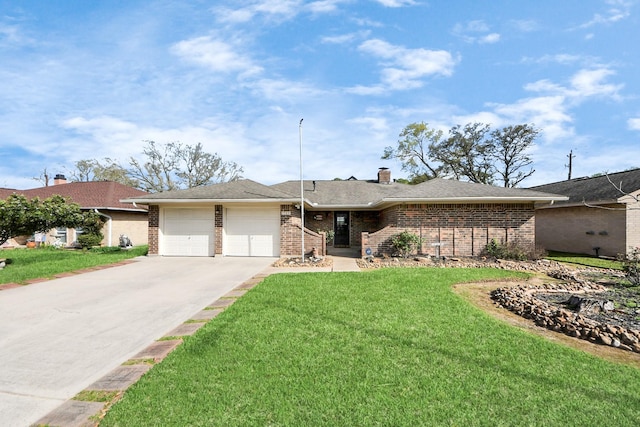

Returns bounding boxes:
[162,208,215,256]
[225,207,280,257]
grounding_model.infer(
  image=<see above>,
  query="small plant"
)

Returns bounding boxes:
[391,231,423,258]
[619,247,640,287]
[483,239,539,261]
[319,229,335,244]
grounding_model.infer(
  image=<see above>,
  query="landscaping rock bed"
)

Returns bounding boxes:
[272,256,332,268]
[491,283,640,353]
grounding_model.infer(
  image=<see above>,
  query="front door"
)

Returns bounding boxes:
[334,211,350,247]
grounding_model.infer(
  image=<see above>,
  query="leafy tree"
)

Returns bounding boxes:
[382,122,447,182]
[383,122,539,187]
[432,123,494,184]
[490,124,537,187]
[128,141,243,192]
[0,194,87,246]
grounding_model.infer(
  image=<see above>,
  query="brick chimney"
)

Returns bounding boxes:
[377,167,391,184]
[53,174,68,185]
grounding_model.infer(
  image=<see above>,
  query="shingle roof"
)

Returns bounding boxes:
[388,178,564,201]
[126,179,298,201]
[529,168,640,205]
[126,177,566,208]
[5,181,149,211]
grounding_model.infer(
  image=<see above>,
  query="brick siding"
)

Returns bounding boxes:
[362,203,535,257]
[148,205,159,255]
[280,205,326,257]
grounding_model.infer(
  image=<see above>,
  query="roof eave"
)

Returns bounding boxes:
[379,196,568,204]
[122,198,299,204]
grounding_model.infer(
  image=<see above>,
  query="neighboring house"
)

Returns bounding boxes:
[1,175,149,248]
[530,169,640,258]
[123,168,566,258]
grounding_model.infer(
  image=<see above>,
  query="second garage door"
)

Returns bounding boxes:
[225,207,280,257]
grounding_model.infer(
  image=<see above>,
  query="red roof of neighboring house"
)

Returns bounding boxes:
[3,181,148,211]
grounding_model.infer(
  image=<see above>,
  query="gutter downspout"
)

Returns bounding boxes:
[94,209,113,247]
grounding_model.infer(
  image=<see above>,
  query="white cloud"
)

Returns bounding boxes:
[213,0,349,23]
[525,67,623,101]
[374,0,417,6]
[479,33,500,44]
[578,0,633,28]
[491,95,575,142]
[628,117,640,130]
[170,36,263,76]
[308,0,348,13]
[354,39,456,92]
[522,54,585,65]
[321,30,370,44]
[245,78,327,101]
[509,19,539,32]
[453,20,500,44]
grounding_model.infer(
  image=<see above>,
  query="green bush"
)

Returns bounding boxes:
[484,239,542,261]
[77,233,104,249]
[391,231,423,258]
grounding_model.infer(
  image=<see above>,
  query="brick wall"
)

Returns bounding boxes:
[281,205,326,256]
[628,199,640,254]
[214,205,223,255]
[148,205,159,255]
[362,203,535,257]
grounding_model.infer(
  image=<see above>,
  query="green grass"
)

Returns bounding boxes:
[101,268,640,426]
[0,245,148,284]
[546,250,623,270]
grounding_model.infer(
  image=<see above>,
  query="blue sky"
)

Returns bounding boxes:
[1,0,639,190]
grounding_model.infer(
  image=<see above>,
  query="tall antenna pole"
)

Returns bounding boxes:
[566,149,575,180]
[299,118,305,262]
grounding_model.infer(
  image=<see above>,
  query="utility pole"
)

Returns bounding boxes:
[566,150,575,180]
[299,118,305,263]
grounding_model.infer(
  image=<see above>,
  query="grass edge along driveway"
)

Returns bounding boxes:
[101,268,640,426]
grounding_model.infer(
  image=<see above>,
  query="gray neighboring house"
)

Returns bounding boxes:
[123,168,566,258]
[530,168,640,257]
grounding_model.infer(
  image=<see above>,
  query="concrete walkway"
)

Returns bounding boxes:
[3,254,360,427]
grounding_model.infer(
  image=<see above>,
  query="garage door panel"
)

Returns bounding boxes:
[225,208,280,257]
[162,208,215,257]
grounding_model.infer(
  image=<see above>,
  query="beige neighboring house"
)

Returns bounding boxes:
[0,174,149,248]
[530,168,640,257]
[123,168,566,258]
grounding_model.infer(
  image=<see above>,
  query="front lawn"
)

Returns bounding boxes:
[546,250,623,270]
[0,245,148,284]
[102,268,640,426]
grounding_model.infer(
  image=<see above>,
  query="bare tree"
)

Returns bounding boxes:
[128,141,243,193]
[69,158,138,187]
[32,168,51,187]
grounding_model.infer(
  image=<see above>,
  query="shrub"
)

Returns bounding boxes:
[483,239,542,261]
[77,233,104,249]
[619,247,640,287]
[391,231,423,258]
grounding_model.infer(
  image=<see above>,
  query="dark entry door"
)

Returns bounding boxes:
[334,211,350,247]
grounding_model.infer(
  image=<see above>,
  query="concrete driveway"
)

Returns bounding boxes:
[0,256,276,427]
